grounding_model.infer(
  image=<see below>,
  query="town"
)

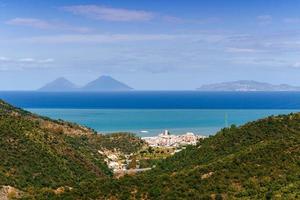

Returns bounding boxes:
[98,130,206,176]
[142,130,206,147]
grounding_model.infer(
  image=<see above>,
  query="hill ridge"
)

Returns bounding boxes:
[0,99,299,199]
[82,75,133,91]
[38,77,77,91]
[197,80,300,91]
[38,75,133,91]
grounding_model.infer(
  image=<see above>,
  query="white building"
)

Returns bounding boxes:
[142,130,205,147]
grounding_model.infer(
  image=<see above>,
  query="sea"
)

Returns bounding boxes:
[1,91,300,137]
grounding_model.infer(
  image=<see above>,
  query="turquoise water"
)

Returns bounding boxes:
[28,109,299,136]
[3,92,298,136]
[3,91,300,109]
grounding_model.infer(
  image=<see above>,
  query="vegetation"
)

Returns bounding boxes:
[0,100,144,199]
[0,99,299,199]
[88,132,146,155]
[99,114,300,199]
[136,147,176,168]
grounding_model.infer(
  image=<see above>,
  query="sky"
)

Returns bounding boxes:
[0,0,300,90]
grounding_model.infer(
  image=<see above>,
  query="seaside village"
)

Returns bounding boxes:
[142,130,204,147]
[98,130,205,176]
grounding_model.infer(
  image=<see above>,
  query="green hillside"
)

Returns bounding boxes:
[95,114,300,199]
[1,100,300,199]
[0,100,144,199]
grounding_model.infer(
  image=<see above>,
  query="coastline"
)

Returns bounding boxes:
[27,108,300,137]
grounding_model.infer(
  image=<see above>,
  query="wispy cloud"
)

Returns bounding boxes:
[225,47,262,53]
[0,56,54,64]
[229,57,288,67]
[0,56,9,61]
[6,29,300,53]
[18,58,54,64]
[257,15,272,25]
[2,28,300,73]
[292,62,300,68]
[0,56,55,71]
[162,15,220,24]
[6,18,92,33]
[222,30,300,54]
[62,5,155,22]
[6,18,53,29]
[10,33,224,44]
[283,17,300,24]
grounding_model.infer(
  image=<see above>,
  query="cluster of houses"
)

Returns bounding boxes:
[98,130,206,174]
[142,130,205,147]
[98,149,128,172]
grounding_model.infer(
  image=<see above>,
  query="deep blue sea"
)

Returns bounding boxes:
[1,91,300,136]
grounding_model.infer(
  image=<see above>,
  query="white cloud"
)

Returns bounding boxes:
[19,58,35,62]
[225,47,262,53]
[0,56,9,62]
[292,62,300,68]
[63,5,155,22]
[221,30,300,54]
[13,33,220,44]
[229,57,300,70]
[38,58,55,63]
[18,58,54,64]
[257,15,272,25]
[0,57,54,64]
[6,18,92,33]
[0,57,55,71]
[6,18,54,29]
[162,15,220,24]
[63,5,219,24]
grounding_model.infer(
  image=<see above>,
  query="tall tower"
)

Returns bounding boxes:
[224,113,228,128]
[164,130,170,136]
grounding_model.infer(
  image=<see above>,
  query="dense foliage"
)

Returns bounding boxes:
[0,100,144,199]
[98,114,300,199]
[34,112,300,200]
[88,132,146,155]
[0,99,299,199]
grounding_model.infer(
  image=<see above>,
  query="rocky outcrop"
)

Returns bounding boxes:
[0,186,23,200]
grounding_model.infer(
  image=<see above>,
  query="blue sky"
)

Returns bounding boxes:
[0,0,300,90]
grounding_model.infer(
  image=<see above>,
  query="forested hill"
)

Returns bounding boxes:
[0,99,299,199]
[0,100,145,199]
[100,112,300,199]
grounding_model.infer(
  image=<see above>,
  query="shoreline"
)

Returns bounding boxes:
[97,128,215,137]
[25,108,300,137]
[141,130,207,147]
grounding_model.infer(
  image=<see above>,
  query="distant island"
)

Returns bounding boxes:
[38,77,78,91]
[38,75,133,91]
[197,80,300,91]
[81,75,133,91]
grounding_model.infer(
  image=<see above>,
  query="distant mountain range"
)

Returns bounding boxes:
[38,75,133,91]
[197,80,300,91]
[39,79,300,92]
[38,77,78,91]
[81,75,133,91]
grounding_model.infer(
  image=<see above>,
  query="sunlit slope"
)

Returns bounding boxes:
[0,100,144,196]
[0,99,299,199]
[103,113,300,199]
